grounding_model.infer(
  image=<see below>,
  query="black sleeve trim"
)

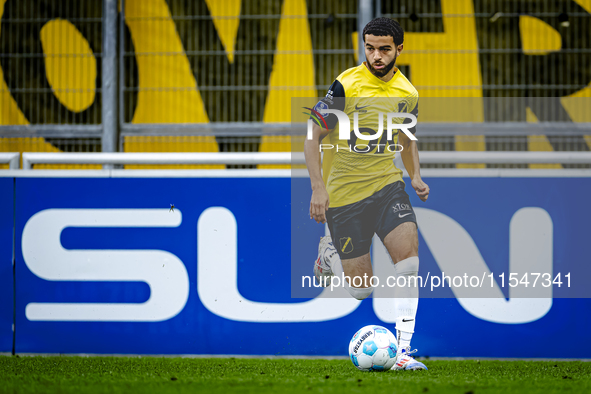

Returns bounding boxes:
[402,102,418,134]
[311,79,346,130]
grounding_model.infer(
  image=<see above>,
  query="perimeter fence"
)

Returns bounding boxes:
[0,0,590,168]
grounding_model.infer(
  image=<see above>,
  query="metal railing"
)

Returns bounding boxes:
[21,152,293,169]
[1,0,590,155]
[17,151,591,170]
[0,153,19,169]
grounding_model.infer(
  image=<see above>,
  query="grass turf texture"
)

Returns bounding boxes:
[1,356,590,394]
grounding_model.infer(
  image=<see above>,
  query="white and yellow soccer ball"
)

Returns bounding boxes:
[348,325,398,371]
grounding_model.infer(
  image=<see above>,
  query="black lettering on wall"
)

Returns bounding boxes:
[380,0,444,33]
[307,1,436,90]
[307,1,357,89]
[473,0,591,121]
[0,0,104,125]
[165,0,282,123]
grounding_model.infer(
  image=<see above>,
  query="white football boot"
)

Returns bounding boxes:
[391,347,428,371]
[313,236,338,287]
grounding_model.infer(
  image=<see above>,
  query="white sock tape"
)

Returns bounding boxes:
[345,284,373,300]
[393,256,419,276]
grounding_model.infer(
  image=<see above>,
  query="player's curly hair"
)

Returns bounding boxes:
[362,17,404,46]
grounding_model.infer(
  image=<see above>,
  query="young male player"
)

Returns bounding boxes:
[304,17,430,371]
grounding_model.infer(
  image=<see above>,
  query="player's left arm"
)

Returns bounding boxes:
[399,104,429,202]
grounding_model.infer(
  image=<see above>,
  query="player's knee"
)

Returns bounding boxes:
[346,286,373,300]
[393,251,418,264]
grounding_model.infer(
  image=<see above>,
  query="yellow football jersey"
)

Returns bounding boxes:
[314,62,418,208]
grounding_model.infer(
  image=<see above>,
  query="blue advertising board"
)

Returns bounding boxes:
[0,177,13,352]
[9,175,591,357]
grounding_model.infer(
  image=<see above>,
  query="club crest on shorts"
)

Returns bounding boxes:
[340,237,354,254]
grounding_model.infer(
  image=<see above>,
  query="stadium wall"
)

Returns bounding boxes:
[0,171,590,358]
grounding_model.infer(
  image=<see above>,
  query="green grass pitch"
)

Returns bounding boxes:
[1,356,590,393]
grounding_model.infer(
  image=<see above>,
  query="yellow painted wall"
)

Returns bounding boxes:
[561,0,591,120]
[204,0,242,64]
[122,0,222,168]
[0,1,98,168]
[259,0,316,169]
[125,0,210,124]
[0,0,29,126]
[2,0,591,126]
[40,19,97,113]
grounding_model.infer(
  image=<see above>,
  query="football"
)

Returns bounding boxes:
[348,325,398,371]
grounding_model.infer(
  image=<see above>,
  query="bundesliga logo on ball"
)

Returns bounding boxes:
[349,325,398,371]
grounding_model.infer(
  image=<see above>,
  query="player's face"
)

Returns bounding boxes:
[364,34,402,79]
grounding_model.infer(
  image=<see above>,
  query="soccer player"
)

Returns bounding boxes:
[304,17,429,371]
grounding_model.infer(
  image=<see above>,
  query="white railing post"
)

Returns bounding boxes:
[102,0,118,159]
[357,0,373,65]
[16,151,591,169]
[0,153,20,169]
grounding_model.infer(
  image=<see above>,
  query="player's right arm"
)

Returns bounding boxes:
[304,78,345,223]
[304,122,332,224]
